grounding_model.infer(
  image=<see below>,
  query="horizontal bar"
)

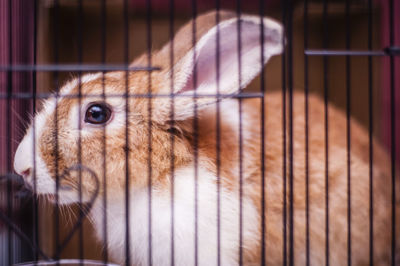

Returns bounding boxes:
[0,92,265,99]
[0,64,161,72]
[16,259,119,266]
[305,50,386,56]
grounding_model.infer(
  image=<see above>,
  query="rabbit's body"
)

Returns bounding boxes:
[13,10,398,266]
[90,92,396,266]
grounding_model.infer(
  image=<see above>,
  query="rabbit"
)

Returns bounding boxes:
[13,10,399,266]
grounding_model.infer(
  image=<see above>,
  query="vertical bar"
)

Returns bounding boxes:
[123,0,130,265]
[6,0,13,263]
[214,4,221,266]
[281,0,287,264]
[0,14,6,266]
[389,0,396,264]
[52,0,61,260]
[286,0,295,263]
[168,0,175,265]
[100,0,109,263]
[76,0,84,262]
[345,0,352,265]
[258,0,266,264]
[322,0,330,265]
[190,1,199,265]
[0,0,6,261]
[303,0,310,264]
[32,0,40,261]
[235,2,243,265]
[146,0,153,264]
[367,0,374,264]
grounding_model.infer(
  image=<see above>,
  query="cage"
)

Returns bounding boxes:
[0,0,399,265]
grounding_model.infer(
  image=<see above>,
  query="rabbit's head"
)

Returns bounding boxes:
[13,10,283,205]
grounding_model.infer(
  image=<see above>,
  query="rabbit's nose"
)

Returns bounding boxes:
[21,168,31,179]
[15,166,32,180]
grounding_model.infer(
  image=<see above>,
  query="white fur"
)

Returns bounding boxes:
[13,123,54,193]
[14,97,53,190]
[91,164,259,266]
[80,73,102,84]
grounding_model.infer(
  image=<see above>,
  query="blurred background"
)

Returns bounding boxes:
[0,0,399,264]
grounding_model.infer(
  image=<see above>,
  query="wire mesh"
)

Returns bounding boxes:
[0,0,399,265]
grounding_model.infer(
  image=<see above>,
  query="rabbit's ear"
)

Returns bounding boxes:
[154,14,284,121]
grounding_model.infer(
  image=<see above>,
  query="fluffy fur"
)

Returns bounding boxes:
[14,10,399,265]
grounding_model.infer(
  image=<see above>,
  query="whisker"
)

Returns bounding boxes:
[11,105,30,129]
[68,205,76,226]
[0,136,22,145]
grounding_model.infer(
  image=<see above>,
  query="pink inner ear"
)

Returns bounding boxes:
[178,28,239,94]
[178,42,236,94]
[176,20,281,95]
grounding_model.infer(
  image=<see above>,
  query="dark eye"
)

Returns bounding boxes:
[84,103,112,124]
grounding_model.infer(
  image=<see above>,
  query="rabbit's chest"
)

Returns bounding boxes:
[92,164,259,266]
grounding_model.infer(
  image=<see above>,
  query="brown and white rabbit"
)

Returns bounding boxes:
[13,10,399,266]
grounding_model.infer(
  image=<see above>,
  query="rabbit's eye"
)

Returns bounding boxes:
[84,103,112,125]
